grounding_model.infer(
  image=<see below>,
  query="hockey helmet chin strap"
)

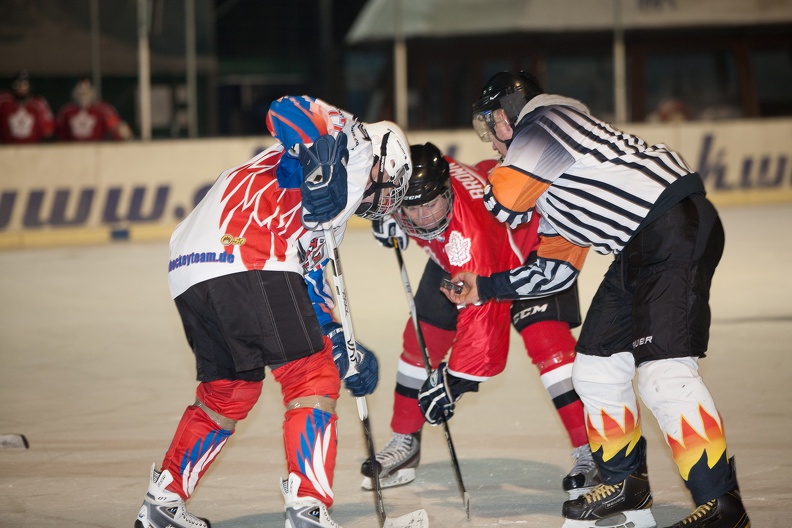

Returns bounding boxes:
[356,130,398,217]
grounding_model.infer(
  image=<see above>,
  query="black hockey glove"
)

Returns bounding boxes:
[417,362,479,425]
[299,133,349,227]
[322,321,379,397]
[371,215,408,250]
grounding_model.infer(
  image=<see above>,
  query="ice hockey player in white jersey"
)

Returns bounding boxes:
[135,95,412,528]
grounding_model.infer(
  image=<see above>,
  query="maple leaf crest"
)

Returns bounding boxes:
[445,230,471,266]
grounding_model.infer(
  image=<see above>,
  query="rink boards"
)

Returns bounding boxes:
[1,118,791,249]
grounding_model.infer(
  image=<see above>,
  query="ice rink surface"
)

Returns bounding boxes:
[1,202,791,527]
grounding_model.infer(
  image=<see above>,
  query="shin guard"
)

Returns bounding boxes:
[274,350,340,508]
[520,321,587,447]
[161,379,262,499]
[572,352,644,484]
[638,357,736,504]
[283,406,338,507]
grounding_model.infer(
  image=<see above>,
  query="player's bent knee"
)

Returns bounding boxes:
[572,352,636,388]
[637,356,700,411]
[274,350,341,403]
[195,379,263,429]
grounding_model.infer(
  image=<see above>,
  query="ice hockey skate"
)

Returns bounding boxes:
[562,459,656,528]
[563,444,602,499]
[135,463,210,528]
[282,473,342,528]
[360,432,421,490]
[664,488,750,528]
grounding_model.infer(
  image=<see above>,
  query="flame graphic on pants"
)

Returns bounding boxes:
[666,404,727,480]
[586,406,642,462]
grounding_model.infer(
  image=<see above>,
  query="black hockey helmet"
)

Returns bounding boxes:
[472,70,543,142]
[402,142,450,206]
[393,142,453,240]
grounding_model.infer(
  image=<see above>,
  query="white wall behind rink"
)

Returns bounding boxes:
[1,118,791,249]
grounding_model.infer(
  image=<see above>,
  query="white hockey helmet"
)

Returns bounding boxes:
[356,121,412,220]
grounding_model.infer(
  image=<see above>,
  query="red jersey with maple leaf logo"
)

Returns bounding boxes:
[55,101,124,141]
[0,91,54,143]
[409,156,542,379]
[415,157,540,278]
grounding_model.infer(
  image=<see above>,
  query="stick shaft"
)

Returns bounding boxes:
[322,224,386,527]
[392,242,470,510]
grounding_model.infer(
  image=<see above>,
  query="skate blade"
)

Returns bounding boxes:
[561,508,656,528]
[0,434,29,449]
[383,508,429,528]
[361,468,416,490]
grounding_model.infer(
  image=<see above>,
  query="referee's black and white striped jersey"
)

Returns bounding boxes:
[484,95,695,256]
[479,95,703,302]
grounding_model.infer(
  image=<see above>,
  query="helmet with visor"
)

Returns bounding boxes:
[356,121,412,220]
[472,70,543,144]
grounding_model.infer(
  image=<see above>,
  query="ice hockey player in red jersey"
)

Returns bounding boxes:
[0,71,54,144]
[361,142,600,500]
[56,78,132,141]
[134,95,412,528]
[447,71,750,528]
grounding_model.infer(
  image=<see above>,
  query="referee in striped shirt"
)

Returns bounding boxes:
[444,71,750,528]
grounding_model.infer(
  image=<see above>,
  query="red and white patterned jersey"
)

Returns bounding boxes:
[55,101,124,141]
[0,91,54,143]
[167,106,374,299]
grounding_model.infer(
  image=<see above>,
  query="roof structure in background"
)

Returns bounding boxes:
[0,0,216,76]
[346,0,792,43]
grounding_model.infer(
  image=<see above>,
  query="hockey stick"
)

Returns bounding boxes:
[392,241,471,519]
[322,224,429,528]
[0,434,29,449]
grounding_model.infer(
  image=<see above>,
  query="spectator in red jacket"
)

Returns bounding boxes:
[0,71,55,144]
[56,78,132,142]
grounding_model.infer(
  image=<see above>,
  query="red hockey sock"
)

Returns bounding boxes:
[391,392,426,434]
[390,320,456,434]
[283,407,338,507]
[160,404,233,500]
[273,350,340,507]
[521,321,588,447]
[160,380,262,499]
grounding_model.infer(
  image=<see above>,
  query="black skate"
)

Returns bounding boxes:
[360,432,420,490]
[563,444,602,499]
[664,488,750,528]
[562,460,655,528]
